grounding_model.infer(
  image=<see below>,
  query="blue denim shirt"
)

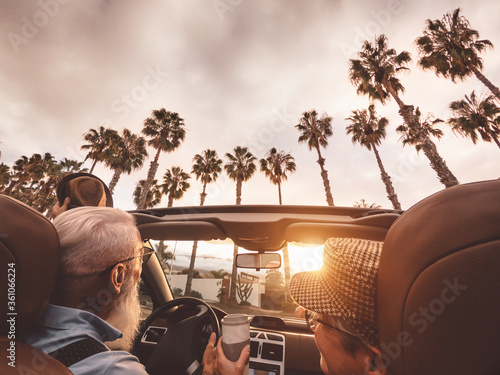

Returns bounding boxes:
[21,304,148,375]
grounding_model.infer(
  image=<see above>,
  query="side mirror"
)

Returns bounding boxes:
[236,253,281,270]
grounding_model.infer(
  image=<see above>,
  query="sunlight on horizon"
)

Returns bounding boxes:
[153,240,325,278]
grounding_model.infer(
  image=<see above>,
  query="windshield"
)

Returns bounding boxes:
[147,239,324,319]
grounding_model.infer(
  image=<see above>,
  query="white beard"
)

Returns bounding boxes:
[105,280,142,352]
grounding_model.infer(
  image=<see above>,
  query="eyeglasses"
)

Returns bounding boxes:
[98,246,154,276]
[305,310,365,341]
[305,310,340,334]
[305,310,378,356]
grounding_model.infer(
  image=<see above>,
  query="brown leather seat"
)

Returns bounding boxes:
[0,195,72,374]
[377,180,500,375]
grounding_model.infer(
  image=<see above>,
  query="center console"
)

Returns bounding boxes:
[249,329,285,375]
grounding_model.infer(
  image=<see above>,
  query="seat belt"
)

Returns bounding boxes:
[49,337,109,367]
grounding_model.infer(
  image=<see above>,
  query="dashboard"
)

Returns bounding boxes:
[249,329,285,375]
[138,312,322,375]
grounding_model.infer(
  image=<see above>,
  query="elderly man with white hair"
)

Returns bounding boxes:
[21,206,248,375]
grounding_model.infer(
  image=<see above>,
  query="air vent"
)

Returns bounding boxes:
[250,341,259,358]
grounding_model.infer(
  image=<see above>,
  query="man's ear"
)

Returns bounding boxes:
[363,347,388,375]
[109,263,126,295]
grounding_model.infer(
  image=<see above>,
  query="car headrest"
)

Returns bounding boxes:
[377,180,500,375]
[0,195,61,335]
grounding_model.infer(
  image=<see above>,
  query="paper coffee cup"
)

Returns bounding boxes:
[221,314,250,374]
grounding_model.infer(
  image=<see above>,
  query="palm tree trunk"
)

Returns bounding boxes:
[229,179,243,303]
[282,243,292,303]
[32,177,50,211]
[419,136,459,187]
[471,66,500,101]
[89,159,97,174]
[4,179,17,196]
[386,84,459,188]
[492,136,500,149]
[137,148,161,209]
[276,194,292,303]
[229,244,239,304]
[485,128,500,149]
[184,240,198,296]
[36,177,58,212]
[277,181,282,205]
[167,195,174,207]
[372,145,401,210]
[108,168,122,194]
[185,188,207,296]
[200,183,207,205]
[315,146,334,206]
[236,179,242,205]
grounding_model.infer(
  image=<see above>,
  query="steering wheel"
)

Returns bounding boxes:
[133,297,221,375]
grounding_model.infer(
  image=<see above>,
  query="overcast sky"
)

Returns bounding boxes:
[1,0,499,212]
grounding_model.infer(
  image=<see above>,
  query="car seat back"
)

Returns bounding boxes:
[0,195,72,374]
[377,180,500,375]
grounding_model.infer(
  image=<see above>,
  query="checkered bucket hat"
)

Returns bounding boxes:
[290,237,383,348]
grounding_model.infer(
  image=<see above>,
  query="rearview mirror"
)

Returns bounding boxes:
[236,253,281,270]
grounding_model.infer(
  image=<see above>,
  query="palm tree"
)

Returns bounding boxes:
[81,126,119,174]
[354,199,381,209]
[210,269,229,279]
[32,158,61,213]
[59,158,87,174]
[104,129,148,194]
[224,146,257,304]
[157,166,191,275]
[185,149,223,296]
[3,155,28,197]
[137,109,186,209]
[191,150,223,206]
[15,153,54,206]
[346,104,401,210]
[349,34,459,188]
[259,148,296,205]
[161,166,191,208]
[37,158,87,215]
[27,153,55,205]
[133,179,163,208]
[156,242,174,273]
[224,146,257,205]
[448,91,500,148]
[416,8,500,100]
[0,163,10,194]
[260,148,296,302]
[396,110,446,154]
[4,155,29,197]
[295,110,335,206]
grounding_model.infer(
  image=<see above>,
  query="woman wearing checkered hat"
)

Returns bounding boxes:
[290,237,390,375]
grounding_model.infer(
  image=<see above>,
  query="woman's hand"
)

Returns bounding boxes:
[202,333,218,375]
[215,335,250,375]
[51,197,70,219]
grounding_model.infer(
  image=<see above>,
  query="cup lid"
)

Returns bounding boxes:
[221,314,250,326]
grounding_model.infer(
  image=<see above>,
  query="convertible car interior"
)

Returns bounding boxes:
[1,178,499,375]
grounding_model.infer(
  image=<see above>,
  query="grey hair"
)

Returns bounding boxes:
[321,314,374,356]
[53,206,142,276]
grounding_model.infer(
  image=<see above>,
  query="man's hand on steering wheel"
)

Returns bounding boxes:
[134,297,220,375]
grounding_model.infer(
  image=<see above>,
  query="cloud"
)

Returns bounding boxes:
[1,0,499,211]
